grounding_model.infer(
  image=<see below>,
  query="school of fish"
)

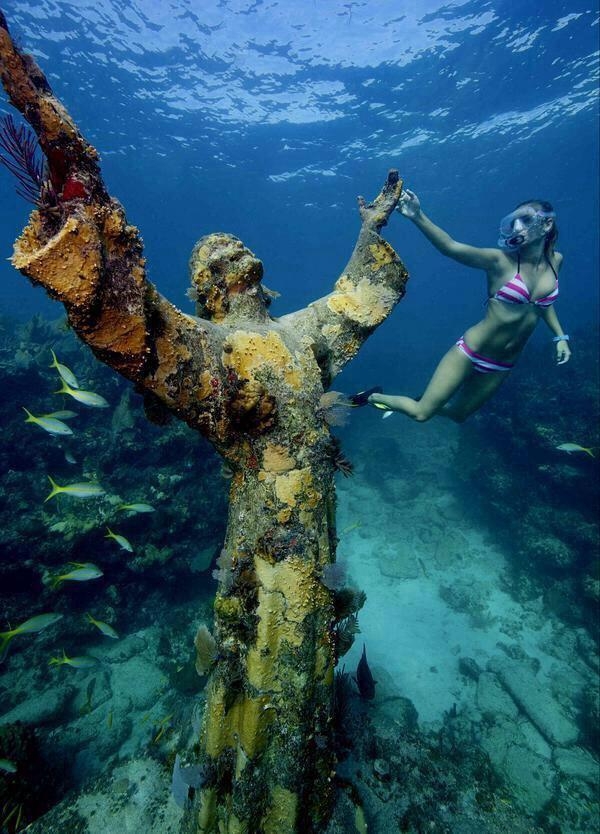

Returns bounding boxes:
[4,351,159,668]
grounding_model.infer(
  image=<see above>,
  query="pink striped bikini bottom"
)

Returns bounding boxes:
[456,337,514,374]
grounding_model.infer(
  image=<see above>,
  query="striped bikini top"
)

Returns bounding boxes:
[490,255,559,307]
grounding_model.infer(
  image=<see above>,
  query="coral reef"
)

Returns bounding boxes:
[324,672,551,834]
[0,316,227,632]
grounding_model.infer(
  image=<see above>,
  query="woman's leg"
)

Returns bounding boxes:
[441,368,512,422]
[369,345,473,421]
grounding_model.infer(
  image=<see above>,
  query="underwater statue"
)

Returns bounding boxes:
[0,12,408,833]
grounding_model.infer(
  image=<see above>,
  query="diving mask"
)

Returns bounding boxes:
[497,206,555,250]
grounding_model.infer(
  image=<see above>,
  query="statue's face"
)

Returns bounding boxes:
[189,233,265,321]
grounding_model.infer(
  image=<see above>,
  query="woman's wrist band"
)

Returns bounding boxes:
[552,334,569,342]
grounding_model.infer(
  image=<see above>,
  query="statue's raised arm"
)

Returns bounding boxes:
[281,170,408,385]
[0,12,228,438]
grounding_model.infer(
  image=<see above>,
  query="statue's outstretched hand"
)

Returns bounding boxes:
[396,187,421,219]
[357,169,403,231]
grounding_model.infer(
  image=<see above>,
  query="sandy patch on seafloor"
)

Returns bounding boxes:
[338,419,575,727]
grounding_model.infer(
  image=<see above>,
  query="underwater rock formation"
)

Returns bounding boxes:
[453,330,599,633]
[0,13,408,834]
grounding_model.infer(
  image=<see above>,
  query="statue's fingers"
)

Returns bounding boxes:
[385,169,399,190]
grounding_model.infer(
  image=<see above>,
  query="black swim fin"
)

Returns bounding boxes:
[348,385,383,407]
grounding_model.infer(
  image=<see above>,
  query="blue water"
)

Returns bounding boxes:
[0,3,599,831]
[1,1,598,399]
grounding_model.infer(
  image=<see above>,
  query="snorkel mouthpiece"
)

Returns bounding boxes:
[498,232,526,251]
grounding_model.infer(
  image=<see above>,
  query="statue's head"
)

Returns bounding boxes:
[188,233,269,322]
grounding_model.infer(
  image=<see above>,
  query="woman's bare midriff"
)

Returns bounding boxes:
[462,300,541,363]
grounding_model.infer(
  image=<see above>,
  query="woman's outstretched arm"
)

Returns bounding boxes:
[281,170,409,385]
[398,188,501,271]
[0,12,227,431]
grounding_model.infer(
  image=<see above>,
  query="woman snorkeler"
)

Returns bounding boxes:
[366,188,571,423]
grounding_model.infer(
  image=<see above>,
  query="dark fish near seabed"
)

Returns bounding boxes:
[355,644,376,700]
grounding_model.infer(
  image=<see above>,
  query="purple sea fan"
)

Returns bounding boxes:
[211,547,233,591]
[0,114,45,203]
[171,754,206,808]
[194,624,217,676]
[317,391,353,427]
[322,561,347,591]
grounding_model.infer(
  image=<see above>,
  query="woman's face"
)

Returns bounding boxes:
[498,205,554,250]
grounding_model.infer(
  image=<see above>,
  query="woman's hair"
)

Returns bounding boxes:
[515,198,559,277]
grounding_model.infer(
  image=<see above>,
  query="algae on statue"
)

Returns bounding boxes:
[0,11,409,833]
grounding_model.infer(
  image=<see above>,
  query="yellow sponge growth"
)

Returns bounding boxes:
[203,680,273,759]
[368,240,396,270]
[247,555,329,691]
[13,210,102,307]
[327,275,397,327]
[263,786,298,834]
[222,330,301,389]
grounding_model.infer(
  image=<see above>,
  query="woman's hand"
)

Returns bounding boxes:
[556,340,571,365]
[396,188,421,219]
